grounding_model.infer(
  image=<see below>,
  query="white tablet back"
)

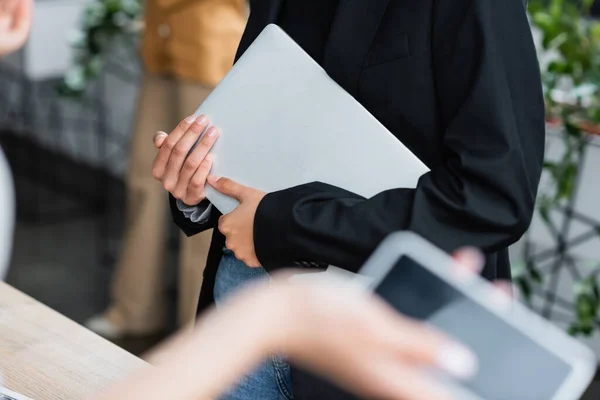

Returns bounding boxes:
[195,24,429,214]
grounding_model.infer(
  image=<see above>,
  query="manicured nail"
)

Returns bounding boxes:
[208,175,221,184]
[437,343,478,380]
[185,115,197,124]
[208,127,219,137]
[196,115,208,125]
[455,247,485,273]
[154,131,168,145]
[205,154,213,162]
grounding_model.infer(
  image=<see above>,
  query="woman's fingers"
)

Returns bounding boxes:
[369,361,452,400]
[152,115,198,181]
[154,131,168,149]
[162,116,211,192]
[0,0,18,15]
[172,126,219,200]
[452,247,485,275]
[181,154,214,205]
[371,299,477,380]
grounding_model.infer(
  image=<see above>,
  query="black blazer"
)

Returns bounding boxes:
[170,0,545,398]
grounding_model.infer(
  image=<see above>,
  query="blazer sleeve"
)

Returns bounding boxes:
[253,0,546,273]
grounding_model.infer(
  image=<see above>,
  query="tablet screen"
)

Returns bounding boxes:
[375,256,572,400]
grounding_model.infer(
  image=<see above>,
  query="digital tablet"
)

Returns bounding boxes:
[359,232,596,400]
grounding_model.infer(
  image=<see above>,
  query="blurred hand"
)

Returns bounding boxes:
[0,0,32,57]
[264,278,478,400]
[452,247,513,296]
[208,176,265,267]
[94,252,500,400]
[272,248,504,400]
[152,115,219,206]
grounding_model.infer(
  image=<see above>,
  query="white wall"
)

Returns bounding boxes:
[21,0,92,80]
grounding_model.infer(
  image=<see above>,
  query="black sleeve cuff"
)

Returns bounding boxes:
[253,182,359,273]
[169,195,220,237]
[254,192,298,272]
[253,184,325,272]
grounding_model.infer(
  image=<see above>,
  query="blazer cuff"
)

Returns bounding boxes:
[176,198,213,224]
[253,184,328,273]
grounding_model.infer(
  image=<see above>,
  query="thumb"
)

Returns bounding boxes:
[153,131,168,149]
[208,176,247,201]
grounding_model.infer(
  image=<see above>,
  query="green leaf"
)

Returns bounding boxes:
[564,120,583,138]
[528,262,544,284]
[581,325,595,336]
[593,281,600,303]
[547,60,572,75]
[549,0,564,20]
[516,277,532,304]
[539,202,552,225]
[568,321,596,337]
[547,33,570,53]
[576,295,594,319]
[557,163,578,200]
[582,0,595,13]
[568,324,580,336]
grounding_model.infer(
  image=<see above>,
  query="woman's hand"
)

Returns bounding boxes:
[269,280,477,400]
[92,251,495,400]
[269,250,487,400]
[152,115,219,206]
[0,0,32,57]
[208,176,265,267]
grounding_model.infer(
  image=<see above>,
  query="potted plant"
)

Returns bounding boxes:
[517,0,600,336]
[58,0,142,96]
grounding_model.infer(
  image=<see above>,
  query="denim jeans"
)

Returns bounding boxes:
[214,249,294,400]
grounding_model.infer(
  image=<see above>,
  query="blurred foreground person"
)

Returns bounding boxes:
[0,0,31,57]
[0,0,29,278]
[93,275,479,400]
[86,0,247,338]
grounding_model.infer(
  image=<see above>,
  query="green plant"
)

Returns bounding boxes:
[58,0,142,96]
[519,0,600,336]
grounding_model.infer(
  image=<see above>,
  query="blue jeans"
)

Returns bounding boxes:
[214,249,294,400]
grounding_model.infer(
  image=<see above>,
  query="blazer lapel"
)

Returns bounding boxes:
[323,0,390,97]
[236,0,283,60]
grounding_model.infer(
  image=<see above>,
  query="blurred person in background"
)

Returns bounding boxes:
[86,0,248,338]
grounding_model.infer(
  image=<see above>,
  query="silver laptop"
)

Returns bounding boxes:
[194,24,429,215]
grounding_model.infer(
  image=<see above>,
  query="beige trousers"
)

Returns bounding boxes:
[106,75,213,334]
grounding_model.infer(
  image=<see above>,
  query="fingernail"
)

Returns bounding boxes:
[154,131,168,145]
[185,115,197,124]
[208,175,221,184]
[205,154,213,162]
[467,247,485,269]
[208,127,219,137]
[457,247,485,272]
[437,343,478,380]
[196,115,208,125]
